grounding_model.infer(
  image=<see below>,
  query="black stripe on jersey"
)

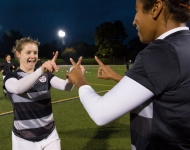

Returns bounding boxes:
[131,129,151,150]
[14,99,52,120]
[28,80,51,92]
[13,121,55,142]
[130,113,152,150]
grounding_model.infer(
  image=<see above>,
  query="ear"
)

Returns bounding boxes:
[16,51,20,59]
[151,0,163,19]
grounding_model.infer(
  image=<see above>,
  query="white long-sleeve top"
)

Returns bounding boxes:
[79,76,154,126]
[5,68,73,94]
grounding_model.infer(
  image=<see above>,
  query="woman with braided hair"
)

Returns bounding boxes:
[67,0,190,149]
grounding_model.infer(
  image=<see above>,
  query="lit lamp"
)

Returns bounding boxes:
[58,30,66,50]
[58,30,65,38]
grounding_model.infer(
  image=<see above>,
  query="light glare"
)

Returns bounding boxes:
[58,30,65,37]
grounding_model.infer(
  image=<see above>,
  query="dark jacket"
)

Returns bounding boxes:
[0,61,15,76]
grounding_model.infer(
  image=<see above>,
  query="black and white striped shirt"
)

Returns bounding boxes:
[5,69,55,141]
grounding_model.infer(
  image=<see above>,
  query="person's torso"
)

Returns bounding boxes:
[1,61,13,75]
[128,30,190,150]
[6,69,55,141]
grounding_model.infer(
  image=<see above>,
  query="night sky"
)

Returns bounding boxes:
[0,0,137,45]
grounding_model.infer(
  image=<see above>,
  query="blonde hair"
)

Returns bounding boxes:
[12,37,40,59]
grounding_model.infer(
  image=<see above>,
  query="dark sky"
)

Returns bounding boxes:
[0,0,137,45]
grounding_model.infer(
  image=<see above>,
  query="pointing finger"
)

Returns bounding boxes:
[52,51,58,62]
[95,56,104,67]
[70,58,78,67]
[77,56,82,66]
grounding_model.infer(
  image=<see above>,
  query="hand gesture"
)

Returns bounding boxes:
[66,58,88,88]
[41,51,59,73]
[69,57,85,74]
[95,56,122,82]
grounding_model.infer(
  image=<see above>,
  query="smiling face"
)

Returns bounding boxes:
[16,43,38,73]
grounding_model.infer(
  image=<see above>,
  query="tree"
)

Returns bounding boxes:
[69,41,87,58]
[69,41,98,58]
[0,30,23,57]
[126,37,148,61]
[94,20,128,58]
[39,40,60,59]
[83,45,98,58]
[61,47,76,64]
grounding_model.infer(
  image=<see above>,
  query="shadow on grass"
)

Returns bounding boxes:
[0,96,8,100]
[59,121,130,150]
[82,126,125,150]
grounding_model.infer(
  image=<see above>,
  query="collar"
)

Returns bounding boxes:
[157,27,189,40]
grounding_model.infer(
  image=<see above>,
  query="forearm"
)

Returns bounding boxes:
[50,76,74,91]
[112,73,123,82]
[5,68,42,94]
[79,76,154,126]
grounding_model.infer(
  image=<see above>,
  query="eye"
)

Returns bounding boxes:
[26,51,30,54]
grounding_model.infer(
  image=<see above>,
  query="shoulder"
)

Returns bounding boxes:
[140,40,175,57]
[138,40,179,68]
[4,71,18,81]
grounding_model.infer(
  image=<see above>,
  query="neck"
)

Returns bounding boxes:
[20,66,34,73]
[155,20,187,40]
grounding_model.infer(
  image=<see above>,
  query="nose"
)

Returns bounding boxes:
[132,19,136,26]
[30,52,37,58]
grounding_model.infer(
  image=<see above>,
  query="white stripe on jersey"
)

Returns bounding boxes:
[130,100,153,118]
[14,113,54,130]
[12,90,51,103]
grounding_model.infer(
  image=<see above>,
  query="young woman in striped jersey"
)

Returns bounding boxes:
[67,0,190,149]
[4,37,82,150]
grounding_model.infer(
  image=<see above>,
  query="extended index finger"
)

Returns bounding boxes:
[70,58,78,67]
[77,56,82,65]
[52,51,58,62]
[95,56,104,67]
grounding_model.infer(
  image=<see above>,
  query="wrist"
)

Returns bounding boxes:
[112,73,123,82]
[76,80,88,88]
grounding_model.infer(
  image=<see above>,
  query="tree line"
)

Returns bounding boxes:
[0,20,147,64]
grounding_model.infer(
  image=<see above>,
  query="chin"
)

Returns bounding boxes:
[139,37,152,44]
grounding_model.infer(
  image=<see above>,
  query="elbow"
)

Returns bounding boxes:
[91,116,110,126]
[14,89,22,94]
[94,121,107,126]
[11,87,24,94]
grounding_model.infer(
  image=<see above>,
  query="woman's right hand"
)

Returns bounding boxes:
[95,56,123,82]
[41,51,59,73]
[66,58,88,88]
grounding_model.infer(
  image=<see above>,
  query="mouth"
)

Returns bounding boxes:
[27,59,36,64]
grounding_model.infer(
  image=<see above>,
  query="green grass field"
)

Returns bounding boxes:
[0,65,131,150]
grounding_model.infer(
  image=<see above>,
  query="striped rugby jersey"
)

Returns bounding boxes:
[5,69,55,141]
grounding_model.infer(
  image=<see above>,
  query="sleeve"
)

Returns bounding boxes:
[4,68,43,94]
[50,76,74,91]
[126,40,181,96]
[79,76,154,126]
